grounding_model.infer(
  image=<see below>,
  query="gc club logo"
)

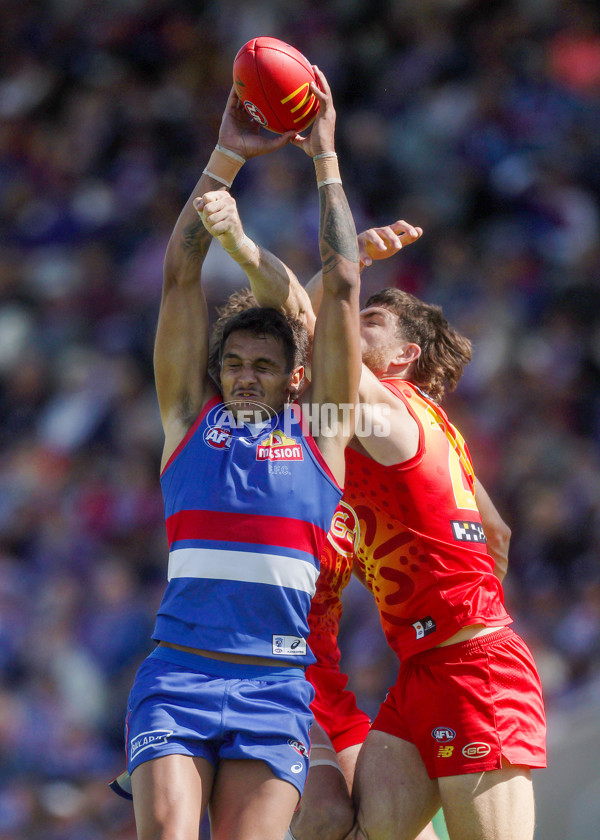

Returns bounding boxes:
[462,742,492,759]
[431,727,456,743]
[203,400,278,449]
[327,500,360,557]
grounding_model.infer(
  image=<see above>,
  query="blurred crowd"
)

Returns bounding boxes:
[1,0,599,836]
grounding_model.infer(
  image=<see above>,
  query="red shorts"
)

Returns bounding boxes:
[307,664,371,752]
[371,628,547,779]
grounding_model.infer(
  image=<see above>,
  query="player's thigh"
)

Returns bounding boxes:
[438,762,535,840]
[336,742,362,792]
[131,753,214,840]
[352,730,441,840]
[210,758,301,840]
[291,734,355,840]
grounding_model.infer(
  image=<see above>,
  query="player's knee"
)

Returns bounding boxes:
[350,819,370,840]
[291,796,355,840]
[354,805,391,840]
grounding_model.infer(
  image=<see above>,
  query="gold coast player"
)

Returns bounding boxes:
[204,196,547,839]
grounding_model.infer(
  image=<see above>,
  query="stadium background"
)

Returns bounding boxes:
[0,0,599,837]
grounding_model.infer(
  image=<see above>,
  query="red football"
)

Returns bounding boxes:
[233,37,319,134]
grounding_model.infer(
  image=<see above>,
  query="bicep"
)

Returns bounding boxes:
[154,270,213,430]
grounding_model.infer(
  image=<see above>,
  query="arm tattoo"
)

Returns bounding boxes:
[319,185,359,272]
[181,217,212,263]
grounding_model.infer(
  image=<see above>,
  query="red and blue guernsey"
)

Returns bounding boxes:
[154,397,342,667]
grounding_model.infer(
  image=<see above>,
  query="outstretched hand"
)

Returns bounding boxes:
[217,86,295,160]
[358,220,423,269]
[194,191,245,252]
[290,67,336,158]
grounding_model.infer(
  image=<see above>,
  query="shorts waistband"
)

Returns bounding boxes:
[406,627,515,665]
[149,645,306,681]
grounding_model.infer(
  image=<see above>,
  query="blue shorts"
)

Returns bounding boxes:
[125,646,315,795]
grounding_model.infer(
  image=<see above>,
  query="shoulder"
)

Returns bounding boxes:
[160,386,221,472]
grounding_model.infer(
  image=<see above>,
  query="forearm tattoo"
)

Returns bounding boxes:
[319,184,359,273]
[181,217,212,263]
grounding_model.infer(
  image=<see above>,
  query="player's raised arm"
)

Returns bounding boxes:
[154,167,219,460]
[155,88,295,468]
[293,68,362,484]
[198,189,317,334]
[305,219,423,315]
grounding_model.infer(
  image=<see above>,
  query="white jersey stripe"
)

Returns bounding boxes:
[167,547,318,595]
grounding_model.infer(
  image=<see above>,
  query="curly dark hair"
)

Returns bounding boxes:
[365,288,472,401]
[208,288,309,389]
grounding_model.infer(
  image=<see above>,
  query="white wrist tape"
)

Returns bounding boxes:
[203,145,245,188]
[222,234,258,263]
[314,153,341,188]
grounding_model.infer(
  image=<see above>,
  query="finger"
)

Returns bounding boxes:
[290,135,308,151]
[209,220,235,235]
[376,227,404,250]
[201,191,223,203]
[268,130,296,150]
[310,81,327,104]
[312,66,329,96]
[375,231,397,251]
[193,197,205,214]
[390,220,423,239]
[226,85,240,107]
[367,234,389,253]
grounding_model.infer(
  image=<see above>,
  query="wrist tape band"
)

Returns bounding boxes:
[203,145,245,188]
[314,153,341,188]
[223,233,258,263]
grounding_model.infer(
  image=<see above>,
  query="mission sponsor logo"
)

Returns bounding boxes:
[257,430,303,461]
[451,520,487,543]
[432,727,456,743]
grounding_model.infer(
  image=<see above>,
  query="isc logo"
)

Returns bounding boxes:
[461,742,492,758]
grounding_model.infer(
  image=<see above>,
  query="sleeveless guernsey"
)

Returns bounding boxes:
[343,379,511,660]
[153,397,342,666]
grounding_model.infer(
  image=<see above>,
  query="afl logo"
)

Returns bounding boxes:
[288,738,309,757]
[462,742,492,759]
[431,727,456,743]
[203,426,232,449]
[243,101,268,126]
[327,501,360,556]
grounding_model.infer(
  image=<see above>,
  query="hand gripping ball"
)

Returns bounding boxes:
[233,36,320,133]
